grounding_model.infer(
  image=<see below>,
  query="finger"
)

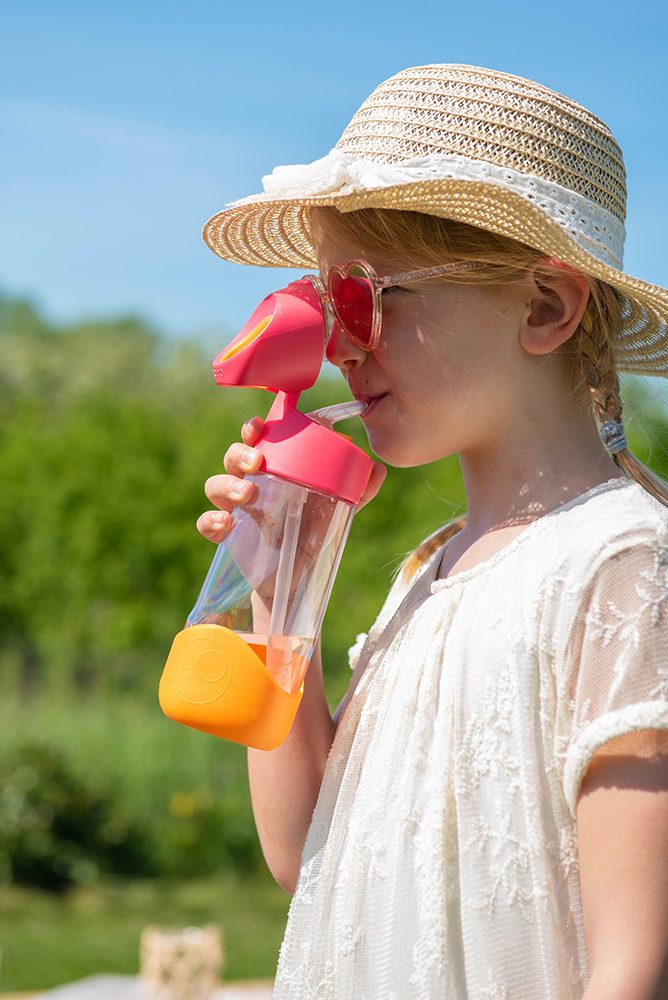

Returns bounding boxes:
[204,473,258,509]
[241,417,264,446]
[196,509,235,542]
[223,441,263,476]
[358,461,387,510]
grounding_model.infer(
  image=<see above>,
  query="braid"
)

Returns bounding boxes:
[577,302,624,428]
[399,517,466,584]
[577,285,668,505]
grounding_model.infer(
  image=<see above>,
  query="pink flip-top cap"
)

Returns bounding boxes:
[257,391,374,506]
[213,278,324,393]
[212,279,374,505]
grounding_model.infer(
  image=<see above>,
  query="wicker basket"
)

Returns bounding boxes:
[139,924,224,1000]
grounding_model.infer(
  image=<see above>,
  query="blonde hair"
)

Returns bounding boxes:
[310,206,668,580]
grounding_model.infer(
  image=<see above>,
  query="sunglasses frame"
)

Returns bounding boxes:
[305,258,488,352]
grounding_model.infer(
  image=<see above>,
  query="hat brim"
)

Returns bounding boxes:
[202,179,668,377]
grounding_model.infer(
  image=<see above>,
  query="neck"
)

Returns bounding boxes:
[457,396,623,540]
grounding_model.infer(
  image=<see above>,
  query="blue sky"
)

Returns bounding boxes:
[2,0,668,362]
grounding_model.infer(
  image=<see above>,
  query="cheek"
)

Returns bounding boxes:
[385,325,473,407]
[379,291,508,402]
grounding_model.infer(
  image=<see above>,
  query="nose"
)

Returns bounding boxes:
[325,315,368,371]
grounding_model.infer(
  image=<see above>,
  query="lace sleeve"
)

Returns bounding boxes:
[555,535,668,817]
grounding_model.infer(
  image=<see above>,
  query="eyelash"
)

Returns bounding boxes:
[382,285,403,296]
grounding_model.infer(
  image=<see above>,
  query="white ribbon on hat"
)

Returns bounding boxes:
[230,148,625,269]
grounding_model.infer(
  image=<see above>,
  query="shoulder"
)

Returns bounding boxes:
[542,478,668,584]
[586,479,667,574]
[507,479,668,643]
[546,479,668,643]
[589,477,668,543]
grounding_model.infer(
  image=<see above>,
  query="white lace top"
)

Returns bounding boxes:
[272,477,668,1000]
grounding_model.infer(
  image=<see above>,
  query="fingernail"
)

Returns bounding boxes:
[241,448,257,468]
[232,482,250,498]
[211,512,228,528]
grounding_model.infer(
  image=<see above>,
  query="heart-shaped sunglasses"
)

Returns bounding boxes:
[305,258,488,351]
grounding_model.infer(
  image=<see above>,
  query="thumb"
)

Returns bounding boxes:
[358,461,387,510]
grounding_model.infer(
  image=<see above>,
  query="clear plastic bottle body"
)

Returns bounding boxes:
[186,472,354,694]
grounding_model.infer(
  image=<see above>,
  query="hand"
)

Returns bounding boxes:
[197,416,387,545]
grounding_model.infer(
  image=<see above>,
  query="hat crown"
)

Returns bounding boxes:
[335,64,627,224]
[203,63,668,378]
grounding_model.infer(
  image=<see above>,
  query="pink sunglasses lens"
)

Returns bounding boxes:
[329,267,375,347]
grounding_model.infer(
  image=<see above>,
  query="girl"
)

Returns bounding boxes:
[197,65,668,999]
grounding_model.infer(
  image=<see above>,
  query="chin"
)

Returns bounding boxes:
[367,431,452,468]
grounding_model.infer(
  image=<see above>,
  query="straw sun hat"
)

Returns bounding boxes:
[202,64,668,376]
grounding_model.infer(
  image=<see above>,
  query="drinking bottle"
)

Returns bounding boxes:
[159,277,374,749]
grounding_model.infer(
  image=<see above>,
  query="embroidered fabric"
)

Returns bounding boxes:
[242,149,625,269]
[271,478,668,1000]
[556,536,668,813]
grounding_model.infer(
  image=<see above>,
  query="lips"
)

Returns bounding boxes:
[354,392,388,415]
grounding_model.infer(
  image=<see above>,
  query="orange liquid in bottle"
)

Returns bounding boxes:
[239,633,314,696]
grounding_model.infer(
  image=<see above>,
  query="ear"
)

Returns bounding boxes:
[519,257,591,356]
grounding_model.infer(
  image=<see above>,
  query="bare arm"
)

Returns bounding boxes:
[247,643,354,894]
[577,729,668,999]
[198,416,385,895]
[247,639,336,893]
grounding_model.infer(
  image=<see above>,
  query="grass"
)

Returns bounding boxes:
[0,693,292,991]
[0,689,250,818]
[0,870,290,991]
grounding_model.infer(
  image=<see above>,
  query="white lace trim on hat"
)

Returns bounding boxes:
[230,149,625,269]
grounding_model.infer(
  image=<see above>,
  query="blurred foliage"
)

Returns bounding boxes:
[1,290,667,900]
[0,693,266,892]
[0,741,153,892]
[0,291,468,705]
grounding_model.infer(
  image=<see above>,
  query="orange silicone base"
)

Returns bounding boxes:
[159,624,304,750]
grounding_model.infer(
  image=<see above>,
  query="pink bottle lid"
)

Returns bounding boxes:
[212,278,374,505]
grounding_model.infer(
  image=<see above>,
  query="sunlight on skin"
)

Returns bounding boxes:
[314,226,622,552]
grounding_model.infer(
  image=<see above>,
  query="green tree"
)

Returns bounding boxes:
[0,291,666,710]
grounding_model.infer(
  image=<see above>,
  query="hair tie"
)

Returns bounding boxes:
[599,419,627,454]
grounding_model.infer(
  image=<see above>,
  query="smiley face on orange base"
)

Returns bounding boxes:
[159,624,304,748]
[170,637,233,705]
